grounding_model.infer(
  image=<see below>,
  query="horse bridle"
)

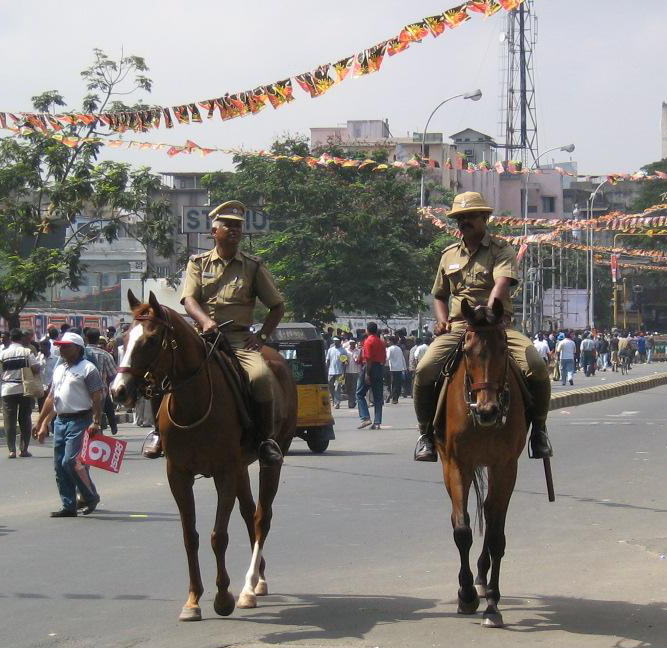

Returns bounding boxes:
[116,309,226,430]
[462,325,511,428]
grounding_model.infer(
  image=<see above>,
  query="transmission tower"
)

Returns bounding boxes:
[498,0,539,165]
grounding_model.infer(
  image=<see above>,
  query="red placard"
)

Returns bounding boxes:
[80,430,127,473]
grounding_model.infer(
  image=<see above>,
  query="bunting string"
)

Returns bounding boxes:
[0,1,523,135]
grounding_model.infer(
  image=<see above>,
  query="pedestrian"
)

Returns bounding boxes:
[344,339,361,408]
[637,333,646,363]
[325,337,345,409]
[85,328,118,435]
[37,337,58,417]
[356,322,386,430]
[580,333,596,377]
[386,336,406,404]
[598,334,610,371]
[610,332,620,371]
[646,333,655,364]
[33,332,102,517]
[533,332,551,365]
[557,332,576,386]
[0,328,41,458]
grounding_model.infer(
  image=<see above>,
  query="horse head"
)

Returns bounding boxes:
[460,298,509,427]
[111,289,175,406]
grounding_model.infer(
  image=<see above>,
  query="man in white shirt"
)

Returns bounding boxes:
[556,332,576,386]
[386,336,407,404]
[325,337,346,409]
[0,328,40,458]
[533,332,551,365]
[33,332,103,517]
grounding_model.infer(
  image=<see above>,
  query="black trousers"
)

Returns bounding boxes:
[389,371,403,403]
[2,394,32,454]
[103,393,117,433]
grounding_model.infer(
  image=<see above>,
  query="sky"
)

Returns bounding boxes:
[1,0,665,176]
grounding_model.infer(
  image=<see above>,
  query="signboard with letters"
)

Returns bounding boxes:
[181,206,270,234]
[80,430,127,473]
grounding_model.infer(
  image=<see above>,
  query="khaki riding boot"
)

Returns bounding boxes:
[527,379,553,459]
[256,401,283,467]
[413,384,438,462]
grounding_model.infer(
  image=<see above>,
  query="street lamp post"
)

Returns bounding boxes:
[586,179,607,329]
[521,143,575,334]
[416,89,482,334]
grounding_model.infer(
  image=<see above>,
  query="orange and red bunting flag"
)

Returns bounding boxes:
[199,100,216,119]
[399,20,430,44]
[162,108,173,128]
[499,0,523,10]
[444,5,470,28]
[295,72,322,98]
[424,14,447,37]
[465,1,489,13]
[481,0,503,16]
[0,112,6,129]
[456,152,465,170]
[246,88,268,114]
[188,103,202,123]
[314,65,335,95]
[332,56,354,82]
[265,79,294,108]
[352,41,388,77]
[172,105,189,124]
[386,37,410,56]
[494,160,505,174]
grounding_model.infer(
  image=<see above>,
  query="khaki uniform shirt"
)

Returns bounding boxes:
[431,232,519,321]
[180,248,283,329]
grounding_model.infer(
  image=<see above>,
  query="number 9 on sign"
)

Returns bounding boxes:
[88,440,111,462]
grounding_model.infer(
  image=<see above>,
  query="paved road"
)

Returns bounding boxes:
[1,379,666,647]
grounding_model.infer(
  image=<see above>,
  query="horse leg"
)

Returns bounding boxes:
[481,461,517,629]
[443,458,479,615]
[238,464,281,609]
[167,465,203,622]
[236,467,268,596]
[474,529,491,600]
[210,470,238,617]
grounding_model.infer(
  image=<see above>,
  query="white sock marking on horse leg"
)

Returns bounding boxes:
[238,542,262,607]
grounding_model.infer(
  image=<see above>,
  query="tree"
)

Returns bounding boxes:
[631,158,667,212]
[0,50,172,327]
[203,136,451,326]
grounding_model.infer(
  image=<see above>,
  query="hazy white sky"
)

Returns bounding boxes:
[1,1,665,175]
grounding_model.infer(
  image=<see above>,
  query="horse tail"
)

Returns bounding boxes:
[472,466,487,535]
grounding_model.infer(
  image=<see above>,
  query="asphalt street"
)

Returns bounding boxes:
[1,365,666,648]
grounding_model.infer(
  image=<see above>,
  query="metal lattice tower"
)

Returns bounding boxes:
[497,1,539,165]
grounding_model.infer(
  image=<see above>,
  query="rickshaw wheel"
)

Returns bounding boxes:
[306,428,330,453]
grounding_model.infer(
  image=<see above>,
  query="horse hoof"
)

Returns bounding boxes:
[482,611,504,628]
[475,583,488,598]
[237,590,257,609]
[213,591,235,617]
[457,594,480,615]
[254,579,268,596]
[179,605,202,622]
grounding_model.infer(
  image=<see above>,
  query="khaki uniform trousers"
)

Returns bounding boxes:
[228,332,274,404]
[414,321,551,425]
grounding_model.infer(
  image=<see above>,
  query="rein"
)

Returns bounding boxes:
[462,324,511,428]
[118,310,228,431]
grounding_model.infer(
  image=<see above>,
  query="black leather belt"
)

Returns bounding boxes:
[57,410,92,421]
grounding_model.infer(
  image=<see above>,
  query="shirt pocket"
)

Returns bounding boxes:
[473,265,494,290]
[444,266,462,292]
[220,278,249,304]
[201,276,220,300]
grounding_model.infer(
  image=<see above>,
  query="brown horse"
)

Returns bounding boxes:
[111,291,297,622]
[435,298,528,628]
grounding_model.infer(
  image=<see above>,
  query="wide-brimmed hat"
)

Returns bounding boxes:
[209,200,246,223]
[447,191,493,218]
[53,332,85,348]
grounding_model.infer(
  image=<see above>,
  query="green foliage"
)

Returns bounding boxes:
[203,136,448,325]
[631,158,667,212]
[0,49,171,327]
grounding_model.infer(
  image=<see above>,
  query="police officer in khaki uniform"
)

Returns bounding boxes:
[413,191,553,462]
[142,200,285,465]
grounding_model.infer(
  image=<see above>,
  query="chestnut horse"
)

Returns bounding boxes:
[435,298,528,628]
[111,291,297,622]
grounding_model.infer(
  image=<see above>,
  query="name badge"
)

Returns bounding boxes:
[448,263,460,270]
[202,272,216,279]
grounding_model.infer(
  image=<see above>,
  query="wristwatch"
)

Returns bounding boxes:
[257,331,268,343]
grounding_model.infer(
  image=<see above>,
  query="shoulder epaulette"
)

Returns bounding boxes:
[489,235,508,248]
[241,251,264,265]
[442,241,460,253]
[189,251,209,262]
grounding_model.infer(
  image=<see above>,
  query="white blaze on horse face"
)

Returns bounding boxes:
[110,324,144,395]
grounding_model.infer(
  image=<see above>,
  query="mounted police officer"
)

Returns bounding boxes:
[142,200,284,466]
[413,191,553,462]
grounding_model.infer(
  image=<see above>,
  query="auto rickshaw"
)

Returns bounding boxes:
[261,323,335,453]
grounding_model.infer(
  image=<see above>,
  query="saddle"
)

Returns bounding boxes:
[432,334,532,439]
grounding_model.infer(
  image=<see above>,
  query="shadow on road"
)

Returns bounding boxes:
[287,450,392,457]
[78,510,180,522]
[517,489,667,514]
[228,592,666,647]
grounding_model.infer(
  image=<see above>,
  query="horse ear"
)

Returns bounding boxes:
[148,291,162,315]
[127,289,141,310]
[461,298,474,323]
[491,298,504,323]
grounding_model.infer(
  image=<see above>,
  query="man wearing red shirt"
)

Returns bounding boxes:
[356,322,386,429]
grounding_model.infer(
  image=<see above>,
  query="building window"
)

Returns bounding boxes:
[541,196,555,213]
[154,265,171,278]
[527,205,538,214]
[179,177,195,189]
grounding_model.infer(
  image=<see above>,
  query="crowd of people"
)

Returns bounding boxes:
[532,329,658,386]
[323,323,431,429]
